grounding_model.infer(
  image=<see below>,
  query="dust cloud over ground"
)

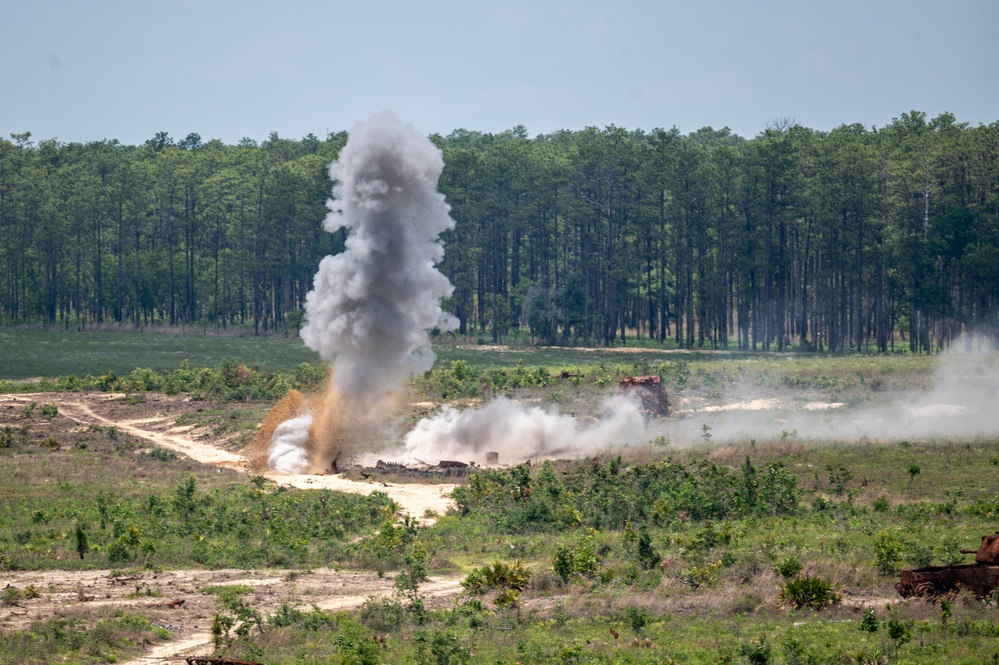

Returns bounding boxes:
[660,340,999,446]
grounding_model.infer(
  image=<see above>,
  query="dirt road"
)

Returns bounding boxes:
[0,392,464,663]
[0,567,463,664]
[1,393,457,522]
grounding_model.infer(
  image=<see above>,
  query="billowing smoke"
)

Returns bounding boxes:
[403,395,649,463]
[301,110,458,406]
[267,414,313,473]
[262,111,458,472]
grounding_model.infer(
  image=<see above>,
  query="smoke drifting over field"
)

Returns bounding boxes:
[403,395,649,463]
[257,111,657,472]
[662,338,999,445]
[257,111,998,473]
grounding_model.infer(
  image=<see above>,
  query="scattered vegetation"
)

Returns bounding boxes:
[3,347,999,663]
[0,607,169,665]
[0,357,327,402]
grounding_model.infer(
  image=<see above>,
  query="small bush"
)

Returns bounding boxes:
[461,560,530,594]
[874,531,903,576]
[773,556,802,579]
[358,596,406,632]
[623,606,651,633]
[552,531,600,582]
[738,637,772,665]
[40,403,58,419]
[269,602,304,628]
[2,586,24,606]
[778,575,841,610]
[414,629,471,665]
[146,447,177,462]
[860,607,879,633]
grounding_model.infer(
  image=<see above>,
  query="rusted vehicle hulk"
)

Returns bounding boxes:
[896,532,999,599]
[619,376,670,417]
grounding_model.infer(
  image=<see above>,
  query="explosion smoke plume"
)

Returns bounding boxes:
[300,110,458,406]
[254,111,458,473]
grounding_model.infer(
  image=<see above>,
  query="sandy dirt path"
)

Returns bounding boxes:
[0,567,462,665]
[1,391,464,662]
[123,576,463,665]
[2,393,457,522]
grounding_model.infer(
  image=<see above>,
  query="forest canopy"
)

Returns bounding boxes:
[1,111,997,352]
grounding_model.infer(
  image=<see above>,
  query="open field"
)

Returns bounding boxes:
[1,338,998,663]
[0,329,321,380]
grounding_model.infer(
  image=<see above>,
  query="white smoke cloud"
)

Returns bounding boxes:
[661,338,999,445]
[268,413,313,473]
[402,394,649,464]
[268,111,458,471]
[300,110,458,409]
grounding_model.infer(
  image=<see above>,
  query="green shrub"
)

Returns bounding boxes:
[1,586,24,606]
[778,575,841,610]
[860,607,878,633]
[461,560,531,594]
[738,637,772,665]
[358,596,406,632]
[681,560,722,589]
[414,629,470,665]
[145,447,177,462]
[635,528,660,570]
[624,606,651,633]
[269,602,304,628]
[552,531,600,582]
[40,403,58,418]
[773,556,802,579]
[873,531,903,576]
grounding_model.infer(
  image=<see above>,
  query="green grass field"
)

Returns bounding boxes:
[0,329,321,380]
[2,331,998,664]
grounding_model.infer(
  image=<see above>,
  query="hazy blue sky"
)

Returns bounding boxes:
[4,0,997,145]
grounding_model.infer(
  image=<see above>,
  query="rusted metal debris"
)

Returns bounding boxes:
[896,564,999,599]
[896,532,999,599]
[107,575,142,585]
[151,598,185,608]
[964,531,999,565]
[185,658,262,665]
[618,376,670,417]
[357,459,474,478]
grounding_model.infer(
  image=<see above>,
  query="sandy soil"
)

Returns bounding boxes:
[0,393,457,522]
[0,391,463,662]
[0,567,462,664]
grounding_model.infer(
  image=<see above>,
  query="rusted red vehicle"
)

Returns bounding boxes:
[896,532,999,599]
[619,376,670,417]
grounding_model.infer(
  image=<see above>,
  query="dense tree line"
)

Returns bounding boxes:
[2,111,997,351]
